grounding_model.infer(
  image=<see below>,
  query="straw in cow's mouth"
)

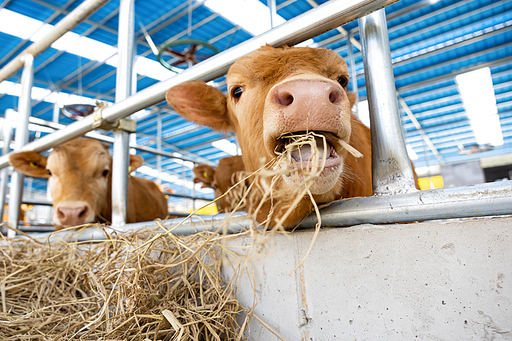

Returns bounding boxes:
[277,132,332,173]
[275,131,363,173]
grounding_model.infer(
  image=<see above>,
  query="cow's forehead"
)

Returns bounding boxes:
[48,138,111,170]
[227,46,348,86]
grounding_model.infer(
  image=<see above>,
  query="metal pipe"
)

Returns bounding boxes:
[358,9,417,195]
[0,0,398,170]
[111,0,135,226]
[111,130,130,225]
[165,192,212,201]
[32,180,512,242]
[268,0,277,29]
[347,30,358,117]
[300,181,512,227]
[0,0,109,83]
[8,55,34,236]
[0,112,14,223]
[108,181,512,233]
[156,113,162,185]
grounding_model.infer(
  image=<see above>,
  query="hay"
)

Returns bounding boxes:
[0,225,251,340]
[0,132,364,340]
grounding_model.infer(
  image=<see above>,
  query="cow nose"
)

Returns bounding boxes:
[57,205,89,226]
[271,80,343,108]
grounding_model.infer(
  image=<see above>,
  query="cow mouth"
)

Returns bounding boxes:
[274,131,341,171]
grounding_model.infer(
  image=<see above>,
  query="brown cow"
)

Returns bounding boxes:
[9,137,168,230]
[193,163,216,188]
[193,155,245,212]
[166,45,375,228]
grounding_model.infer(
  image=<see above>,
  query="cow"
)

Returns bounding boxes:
[193,155,245,212]
[166,45,378,228]
[8,137,168,230]
[193,163,216,189]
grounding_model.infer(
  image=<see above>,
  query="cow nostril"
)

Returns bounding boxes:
[78,206,88,218]
[275,90,294,106]
[329,89,342,104]
[57,208,65,219]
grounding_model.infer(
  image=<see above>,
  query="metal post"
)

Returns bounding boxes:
[156,113,162,185]
[0,113,14,226]
[268,0,277,29]
[52,103,60,123]
[111,0,135,226]
[8,55,34,236]
[347,30,359,117]
[359,9,416,195]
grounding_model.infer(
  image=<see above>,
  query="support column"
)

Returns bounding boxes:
[111,0,135,226]
[347,30,359,117]
[268,0,277,29]
[8,55,34,236]
[0,112,14,228]
[358,9,416,195]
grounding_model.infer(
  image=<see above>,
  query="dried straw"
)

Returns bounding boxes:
[0,225,251,340]
[0,132,363,341]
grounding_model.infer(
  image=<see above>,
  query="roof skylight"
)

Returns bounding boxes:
[212,139,238,156]
[204,0,286,36]
[0,8,171,82]
[455,67,503,146]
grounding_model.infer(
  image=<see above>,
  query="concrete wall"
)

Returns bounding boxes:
[222,217,512,340]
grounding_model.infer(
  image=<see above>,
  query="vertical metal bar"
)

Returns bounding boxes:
[0,112,14,225]
[111,0,135,226]
[268,0,277,29]
[156,113,162,185]
[8,55,34,236]
[52,103,60,123]
[359,9,416,195]
[347,30,359,117]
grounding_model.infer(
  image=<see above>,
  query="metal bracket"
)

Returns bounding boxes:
[91,101,136,132]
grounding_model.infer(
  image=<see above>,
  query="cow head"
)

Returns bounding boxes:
[192,164,216,188]
[9,137,144,230]
[167,45,358,226]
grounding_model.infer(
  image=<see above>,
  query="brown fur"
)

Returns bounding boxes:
[193,155,245,212]
[9,137,168,230]
[166,46,378,228]
[193,164,216,188]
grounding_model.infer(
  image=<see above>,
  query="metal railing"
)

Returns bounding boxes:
[2,0,512,237]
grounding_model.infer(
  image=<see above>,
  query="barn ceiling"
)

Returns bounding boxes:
[0,0,511,201]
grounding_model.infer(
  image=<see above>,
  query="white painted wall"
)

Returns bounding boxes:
[222,217,512,340]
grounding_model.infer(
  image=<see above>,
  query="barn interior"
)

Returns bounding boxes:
[1,0,512,339]
[0,0,511,230]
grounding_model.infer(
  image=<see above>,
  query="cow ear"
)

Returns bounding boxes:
[166,80,234,132]
[347,92,357,109]
[129,154,144,172]
[9,151,49,179]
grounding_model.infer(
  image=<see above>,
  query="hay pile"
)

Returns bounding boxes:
[0,226,250,340]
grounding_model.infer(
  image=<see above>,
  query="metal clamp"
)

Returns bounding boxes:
[91,101,136,133]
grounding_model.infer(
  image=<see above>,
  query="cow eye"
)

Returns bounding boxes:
[102,169,109,177]
[337,76,348,88]
[232,86,244,99]
[47,169,52,176]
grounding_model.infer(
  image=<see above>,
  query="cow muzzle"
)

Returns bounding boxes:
[54,201,95,228]
[263,76,351,194]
